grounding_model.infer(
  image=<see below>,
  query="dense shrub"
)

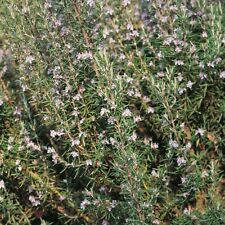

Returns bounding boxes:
[0,0,224,224]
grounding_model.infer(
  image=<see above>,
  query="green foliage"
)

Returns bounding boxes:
[0,0,224,224]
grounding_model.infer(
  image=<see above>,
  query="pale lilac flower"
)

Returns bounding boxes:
[178,88,186,95]
[151,142,159,149]
[87,0,94,7]
[195,128,205,136]
[127,23,134,31]
[151,169,159,178]
[187,80,194,89]
[177,157,186,166]
[72,108,79,116]
[169,140,179,148]
[201,170,209,178]
[122,108,132,117]
[183,208,190,215]
[80,199,91,210]
[59,195,66,201]
[50,129,65,138]
[202,31,208,38]
[104,6,114,15]
[72,139,80,146]
[77,51,93,60]
[199,72,207,80]
[185,142,192,150]
[71,151,79,158]
[0,180,5,189]
[99,186,106,192]
[156,71,165,77]
[181,177,187,183]
[144,137,150,145]
[190,44,196,53]
[109,137,117,145]
[134,116,142,123]
[214,57,222,64]
[175,60,184,66]
[119,53,126,60]
[25,55,35,64]
[15,159,20,165]
[73,93,82,101]
[108,116,116,125]
[29,195,41,206]
[207,61,214,68]
[60,26,70,36]
[44,1,52,9]
[100,108,110,117]
[177,73,183,81]
[128,132,137,142]
[102,220,109,225]
[47,147,55,154]
[175,47,181,53]
[86,159,92,166]
[219,71,225,79]
[153,219,160,224]
[53,19,62,28]
[122,0,131,7]
[163,37,174,45]
[103,27,110,38]
[147,106,155,114]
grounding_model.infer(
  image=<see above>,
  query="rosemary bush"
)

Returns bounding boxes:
[0,0,224,224]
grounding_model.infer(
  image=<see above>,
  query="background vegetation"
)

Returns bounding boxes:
[0,0,224,224]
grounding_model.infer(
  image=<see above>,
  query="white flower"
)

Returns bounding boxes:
[0,180,5,189]
[122,108,132,117]
[0,99,3,106]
